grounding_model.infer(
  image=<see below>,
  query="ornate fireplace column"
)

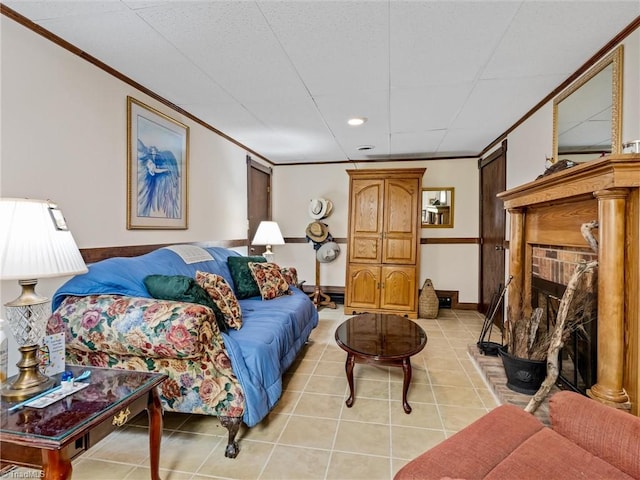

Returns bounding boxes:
[588,188,631,409]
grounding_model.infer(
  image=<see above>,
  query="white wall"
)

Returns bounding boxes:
[622,28,640,146]
[0,18,251,374]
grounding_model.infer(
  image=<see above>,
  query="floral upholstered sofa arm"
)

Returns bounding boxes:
[47,294,245,418]
[49,294,217,359]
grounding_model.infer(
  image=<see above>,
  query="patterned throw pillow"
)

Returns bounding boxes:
[279,266,299,287]
[247,262,290,300]
[195,271,243,330]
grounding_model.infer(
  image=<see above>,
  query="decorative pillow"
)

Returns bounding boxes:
[280,266,299,287]
[227,255,266,299]
[196,271,243,330]
[143,274,228,333]
[247,262,290,300]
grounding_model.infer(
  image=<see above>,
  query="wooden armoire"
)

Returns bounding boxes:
[344,168,425,318]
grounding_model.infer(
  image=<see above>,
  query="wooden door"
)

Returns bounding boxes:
[349,178,384,264]
[380,265,416,311]
[479,142,507,322]
[383,177,419,265]
[346,265,381,311]
[247,157,271,254]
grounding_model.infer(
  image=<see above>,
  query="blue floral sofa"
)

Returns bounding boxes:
[46,245,318,458]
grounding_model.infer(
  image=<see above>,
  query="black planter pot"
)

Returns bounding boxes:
[498,346,546,395]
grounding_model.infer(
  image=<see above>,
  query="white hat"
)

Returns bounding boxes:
[309,198,333,219]
[316,241,340,263]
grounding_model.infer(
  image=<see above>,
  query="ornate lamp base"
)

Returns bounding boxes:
[1,344,55,401]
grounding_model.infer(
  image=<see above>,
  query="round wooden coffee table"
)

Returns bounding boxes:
[335,313,427,413]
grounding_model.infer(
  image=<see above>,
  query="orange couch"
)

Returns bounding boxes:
[395,391,640,479]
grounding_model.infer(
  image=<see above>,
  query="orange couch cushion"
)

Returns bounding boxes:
[550,391,640,478]
[485,427,633,480]
[394,404,544,479]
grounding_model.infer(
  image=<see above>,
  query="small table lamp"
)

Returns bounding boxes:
[0,198,88,400]
[252,221,285,263]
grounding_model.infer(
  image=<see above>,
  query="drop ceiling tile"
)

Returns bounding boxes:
[177,102,262,139]
[437,128,495,156]
[4,1,127,20]
[390,83,474,133]
[451,75,566,132]
[313,90,389,133]
[243,97,329,134]
[389,1,521,88]
[136,2,311,103]
[30,8,233,106]
[259,0,390,95]
[390,130,447,157]
[482,2,639,79]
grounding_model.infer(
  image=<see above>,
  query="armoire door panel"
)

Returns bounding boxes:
[350,238,380,263]
[385,179,417,235]
[383,238,415,264]
[347,265,380,310]
[349,179,384,264]
[382,178,419,264]
[380,266,416,311]
[351,180,384,234]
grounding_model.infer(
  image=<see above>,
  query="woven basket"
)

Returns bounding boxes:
[419,278,439,319]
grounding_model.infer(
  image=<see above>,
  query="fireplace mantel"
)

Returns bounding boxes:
[498,154,640,415]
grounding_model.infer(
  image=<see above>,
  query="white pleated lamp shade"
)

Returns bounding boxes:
[252,221,285,246]
[0,198,88,280]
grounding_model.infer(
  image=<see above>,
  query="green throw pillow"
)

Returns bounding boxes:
[227,255,267,299]
[143,274,228,333]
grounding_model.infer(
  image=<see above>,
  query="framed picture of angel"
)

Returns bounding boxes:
[127,96,189,229]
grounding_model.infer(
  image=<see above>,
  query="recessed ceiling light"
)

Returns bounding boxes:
[356,145,375,151]
[348,117,367,126]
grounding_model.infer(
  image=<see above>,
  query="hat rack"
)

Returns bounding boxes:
[306,197,337,310]
[309,258,336,309]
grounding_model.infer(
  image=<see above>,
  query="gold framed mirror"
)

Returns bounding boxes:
[421,187,454,228]
[552,45,623,163]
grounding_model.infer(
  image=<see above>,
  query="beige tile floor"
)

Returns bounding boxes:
[3,307,499,480]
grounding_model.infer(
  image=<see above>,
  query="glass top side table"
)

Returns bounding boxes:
[1,365,167,480]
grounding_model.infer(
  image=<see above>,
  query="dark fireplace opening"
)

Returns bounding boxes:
[532,277,598,394]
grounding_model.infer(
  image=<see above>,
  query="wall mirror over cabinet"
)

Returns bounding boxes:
[553,45,623,163]
[422,187,454,228]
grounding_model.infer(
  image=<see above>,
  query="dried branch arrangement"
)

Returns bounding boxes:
[525,220,599,413]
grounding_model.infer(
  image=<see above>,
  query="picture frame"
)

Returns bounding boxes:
[127,96,189,229]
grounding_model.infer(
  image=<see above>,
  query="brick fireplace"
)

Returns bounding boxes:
[498,154,640,415]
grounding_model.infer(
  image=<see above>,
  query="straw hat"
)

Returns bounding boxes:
[316,241,340,263]
[305,221,329,242]
[308,198,333,219]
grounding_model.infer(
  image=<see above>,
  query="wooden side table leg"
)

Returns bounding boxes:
[345,354,356,408]
[42,449,72,480]
[147,388,163,480]
[401,357,412,414]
